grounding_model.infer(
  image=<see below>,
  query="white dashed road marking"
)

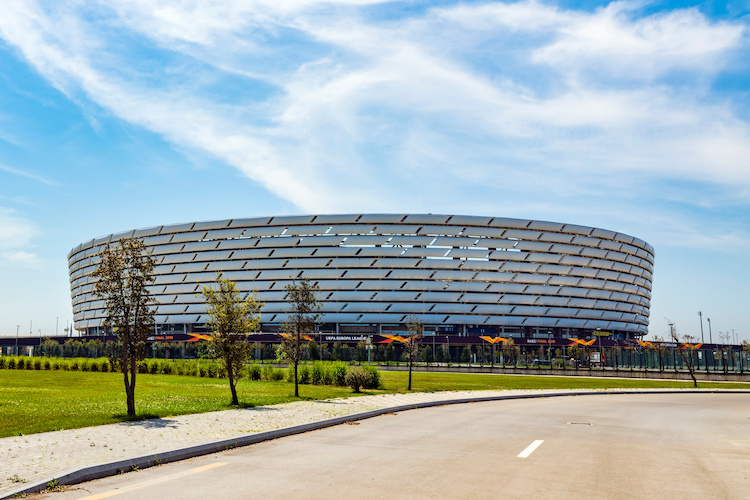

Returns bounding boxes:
[517,440,544,458]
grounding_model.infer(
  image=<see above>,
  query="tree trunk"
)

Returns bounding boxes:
[408,358,412,391]
[228,365,238,405]
[680,350,698,388]
[126,358,137,417]
[294,361,299,397]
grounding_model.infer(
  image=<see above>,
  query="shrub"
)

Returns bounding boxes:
[6,358,14,369]
[16,358,25,370]
[70,360,79,371]
[25,358,34,370]
[248,364,261,381]
[89,360,99,372]
[80,360,91,372]
[137,361,148,374]
[33,359,42,370]
[299,364,311,384]
[207,364,217,378]
[311,362,328,385]
[286,364,308,383]
[148,361,159,375]
[161,362,173,375]
[362,365,382,389]
[52,360,60,370]
[100,360,110,372]
[331,362,348,386]
[346,366,369,393]
[43,359,51,370]
[0,357,5,369]
[265,366,284,381]
[199,366,207,377]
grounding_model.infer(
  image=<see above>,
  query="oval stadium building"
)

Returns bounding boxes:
[68,214,653,340]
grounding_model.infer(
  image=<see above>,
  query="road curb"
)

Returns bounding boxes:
[5,389,749,498]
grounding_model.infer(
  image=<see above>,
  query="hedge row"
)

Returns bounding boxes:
[0,356,382,389]
[0,356,115,373]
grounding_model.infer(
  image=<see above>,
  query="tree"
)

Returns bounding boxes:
[201,275,263,405]
[718,331,733,373]
[40,338,59,357]
[403,315,423,391]
[668,321,698,388]
[502,338,516,367]
[652,337,670,373]
[93,238,156,417]
[280,279,322,397]
[567,345,579,370]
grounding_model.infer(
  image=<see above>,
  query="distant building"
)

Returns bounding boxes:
[69,214,653,340]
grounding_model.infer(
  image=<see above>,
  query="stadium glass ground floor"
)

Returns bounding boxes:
[1,334,748,374]
[78,323,641,341]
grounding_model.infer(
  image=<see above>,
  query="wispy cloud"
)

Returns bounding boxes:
[0,0,747,250]
[0,164,56,186]
[0,207,39,267]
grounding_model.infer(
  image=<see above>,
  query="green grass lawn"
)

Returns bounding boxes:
[1,369,747,438]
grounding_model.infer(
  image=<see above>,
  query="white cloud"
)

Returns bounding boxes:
[434,1,744,79]
[0,208,39,267]
[0,0,748,245]
[532,3,744,78]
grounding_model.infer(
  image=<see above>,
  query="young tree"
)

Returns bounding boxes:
[404,315,423,391]
[718,331,733,373]
[652,337,670,373]
[502,338,516,367]
[201,275,263,405]
[280,279,322,397]
[668,321,698,388]
[567,345,579,370]
[93,238,156,417]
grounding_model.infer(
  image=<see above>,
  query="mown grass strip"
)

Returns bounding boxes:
[1,369,747,438]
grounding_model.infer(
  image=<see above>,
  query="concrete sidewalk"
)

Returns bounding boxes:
[2,388,745,498]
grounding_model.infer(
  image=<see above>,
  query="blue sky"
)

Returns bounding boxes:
[0,0,748,342]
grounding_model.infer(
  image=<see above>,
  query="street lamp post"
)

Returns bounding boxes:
[707,318,713,344]
[15,325,20,356]
[698,311,705,343]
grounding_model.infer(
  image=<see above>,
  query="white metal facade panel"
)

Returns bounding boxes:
[193,220,231,231]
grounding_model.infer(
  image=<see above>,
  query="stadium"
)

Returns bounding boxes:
[68,214,654,344]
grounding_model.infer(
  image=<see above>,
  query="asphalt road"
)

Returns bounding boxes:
[34,393,750,499]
